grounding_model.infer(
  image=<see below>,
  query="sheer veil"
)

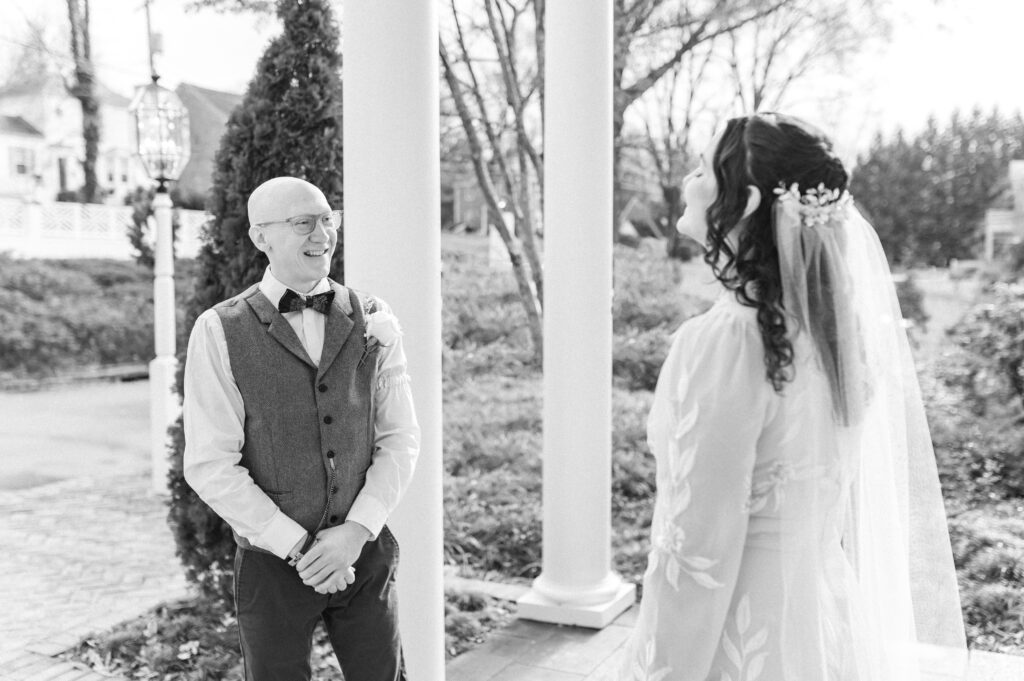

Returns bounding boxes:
[772,185,967,680]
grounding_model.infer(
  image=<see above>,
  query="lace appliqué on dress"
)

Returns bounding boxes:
[626,640,673,681]
[743,461,792,514]
[719,594,770,681]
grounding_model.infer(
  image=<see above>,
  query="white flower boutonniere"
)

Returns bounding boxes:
[361,310,402,365]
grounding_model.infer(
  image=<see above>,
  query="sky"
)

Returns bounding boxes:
[0,0,1020,158]
[840,0,1024,150]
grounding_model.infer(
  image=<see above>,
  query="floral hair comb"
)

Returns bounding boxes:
[772,182,852,227]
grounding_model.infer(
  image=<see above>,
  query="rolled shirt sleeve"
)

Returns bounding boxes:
[345,304,421,539]
[182,309,307,559]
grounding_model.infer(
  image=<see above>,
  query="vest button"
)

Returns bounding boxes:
[330,515,338,524]
[323,415,333,424]
[318,384,328,393]
[331,486,338,494]
[326,450,335,458]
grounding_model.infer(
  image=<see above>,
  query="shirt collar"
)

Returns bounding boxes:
[259,267,332,308]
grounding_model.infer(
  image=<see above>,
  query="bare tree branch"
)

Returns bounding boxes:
[484,0,544,187]
[724,0,886,114]
[619,0,792,111]
[440,29,544,360]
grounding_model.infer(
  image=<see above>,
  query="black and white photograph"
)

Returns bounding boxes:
[0,1,1021,680]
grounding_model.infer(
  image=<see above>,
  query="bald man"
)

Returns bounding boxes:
[183,177,419,681]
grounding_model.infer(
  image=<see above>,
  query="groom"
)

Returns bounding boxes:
[182,176,420,681]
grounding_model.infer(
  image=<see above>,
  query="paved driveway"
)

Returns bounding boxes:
[0,380,151,490]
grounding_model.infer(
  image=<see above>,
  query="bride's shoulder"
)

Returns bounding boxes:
[658,292,773,403]
[662,294,763,381]
[674,292,760,343]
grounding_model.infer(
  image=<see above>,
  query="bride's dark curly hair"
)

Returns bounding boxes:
[704,113,849,392]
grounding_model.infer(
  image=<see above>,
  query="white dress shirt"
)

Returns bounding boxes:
[183,268,420,559]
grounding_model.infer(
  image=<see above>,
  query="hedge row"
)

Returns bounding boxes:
[0,255,195,381]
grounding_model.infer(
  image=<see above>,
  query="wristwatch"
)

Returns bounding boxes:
[287,533,317,566]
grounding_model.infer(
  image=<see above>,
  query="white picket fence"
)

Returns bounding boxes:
[0,197,208,260]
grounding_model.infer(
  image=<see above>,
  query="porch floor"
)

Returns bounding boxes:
[445,579,1024,681]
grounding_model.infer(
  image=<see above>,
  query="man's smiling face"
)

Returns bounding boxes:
[248,177,336,292]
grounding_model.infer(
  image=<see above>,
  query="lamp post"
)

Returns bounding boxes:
[130,74,190,494]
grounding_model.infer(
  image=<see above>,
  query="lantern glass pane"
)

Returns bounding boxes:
[130,82,191,182]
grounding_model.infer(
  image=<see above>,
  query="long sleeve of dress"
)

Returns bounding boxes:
[627,303,777,681]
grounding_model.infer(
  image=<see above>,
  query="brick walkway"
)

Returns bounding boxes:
[0,472,188,681]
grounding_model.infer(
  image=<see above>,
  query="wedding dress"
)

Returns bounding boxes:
[623,190,966,681]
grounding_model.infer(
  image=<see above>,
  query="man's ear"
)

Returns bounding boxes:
[249,225,268,253]
[742,185,762,220]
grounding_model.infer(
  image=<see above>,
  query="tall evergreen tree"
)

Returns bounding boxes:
[167,0,344,603]
[852,109,1024,267]
[850,128,927,265]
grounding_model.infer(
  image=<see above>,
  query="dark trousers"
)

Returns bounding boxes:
[233,526,405,681]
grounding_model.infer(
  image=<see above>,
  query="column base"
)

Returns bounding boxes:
[517,580,636,629]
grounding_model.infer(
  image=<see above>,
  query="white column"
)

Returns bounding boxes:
[343,4,445,680]
[150,188,177,494]
[517,0,635,629]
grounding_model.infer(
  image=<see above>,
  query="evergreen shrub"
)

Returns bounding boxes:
[124,186,184,269]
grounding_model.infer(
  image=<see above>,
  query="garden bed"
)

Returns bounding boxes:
[64,588,516,680]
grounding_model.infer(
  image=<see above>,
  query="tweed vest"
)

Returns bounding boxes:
[214,282,377,551]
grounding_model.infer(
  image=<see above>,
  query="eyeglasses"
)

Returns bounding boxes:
[255,210,342,235]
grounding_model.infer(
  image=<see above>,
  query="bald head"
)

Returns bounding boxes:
[246,176,337,291]
[248,177,330,227]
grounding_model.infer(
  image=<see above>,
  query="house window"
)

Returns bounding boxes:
[10,148,35,176]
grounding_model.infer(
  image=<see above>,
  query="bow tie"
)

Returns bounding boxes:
[278,289,335,314]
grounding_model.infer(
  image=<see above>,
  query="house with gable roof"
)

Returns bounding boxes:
[0,75,243,208]
[172,82,242,206]
[0,74,148,203]
[0,78,241,259]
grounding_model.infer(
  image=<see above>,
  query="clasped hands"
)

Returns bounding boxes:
[295,521,371,595]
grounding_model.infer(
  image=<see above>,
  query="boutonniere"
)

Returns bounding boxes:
[360,310,402,366]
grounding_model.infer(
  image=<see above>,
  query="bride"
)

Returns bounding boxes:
[623,113,966,680]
